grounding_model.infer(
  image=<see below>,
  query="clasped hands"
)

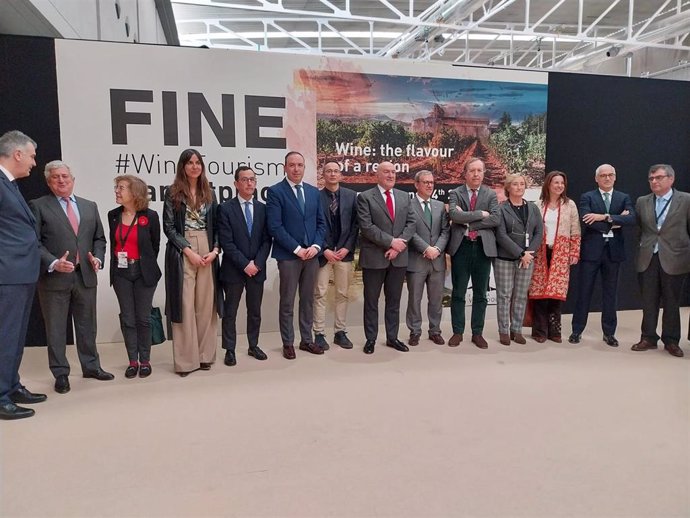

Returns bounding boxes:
[385,238,407,260]
[324,248,349,263]
[297,246,319,261]
[184,247,218,267]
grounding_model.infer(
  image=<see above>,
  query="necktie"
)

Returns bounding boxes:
[63,197,79,235]
[603,192,611,212]
[329,191,338,217]
[244,201,253,234]
[468,189,478,240]
[295,184,305,214]
[424,200,432,226]
[385,190,395,220]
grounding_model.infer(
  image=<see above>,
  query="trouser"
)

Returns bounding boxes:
[277,257,319,345]
[313,260,354,335]
[494,258,534,334]
[221,277,264,351]
[112,260,157,363]
[172,230,217,372]
[450,239,492,335]
[406,268,445,335]
[362,265,406,341]
[531,247,563,339]
[0,282,35,404]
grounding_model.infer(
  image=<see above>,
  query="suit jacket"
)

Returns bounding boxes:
[163,191,221,322]
[318,186,358,266]
[107,207,162,287]
[356,186,416,269]
[30,194,106,290]
[217,197,272,283]
[407,197,450,273]
[447,184,500,257]
[579,189,636,262]
[635,189,690,275]
[0,174,40,284]
[495,201,543,260]
[266,178,326,261]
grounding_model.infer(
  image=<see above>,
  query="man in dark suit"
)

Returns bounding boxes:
[266,151,327,360]
[30,160,113,394]
[313,160,358,350]
[0,130,47,420]
[569,164,636,346]
[217,166,272,366]
[632,164,690,358]
[406,170,450,346]
[357,161,416,354]
[447,157,500,349]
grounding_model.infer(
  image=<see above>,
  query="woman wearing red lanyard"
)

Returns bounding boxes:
[108,175,161,378]
[528,171,581,343]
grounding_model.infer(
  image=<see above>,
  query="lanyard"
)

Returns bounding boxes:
[654,195,672,224]
[118,212,137,248]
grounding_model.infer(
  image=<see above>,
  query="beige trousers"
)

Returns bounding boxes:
[313,260,354,335]
[172,230,217,372]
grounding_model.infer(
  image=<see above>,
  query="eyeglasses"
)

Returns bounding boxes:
[114,185,129,192]
[237,177,257,183]
[648,174,669,182]
[598,173,615,179]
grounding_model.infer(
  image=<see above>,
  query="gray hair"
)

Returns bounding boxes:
[0,130,37,158]
[649,164,675,178]
[414,170,434,182]
[595,164,616,177]
[44,160,73,179]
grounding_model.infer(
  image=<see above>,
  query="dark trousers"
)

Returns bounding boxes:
[277,257,319,345]
[221,278,264,351]
[38,271,101,378]
[112,261,157,363]
[362,265,406,341]
[0,282,35,404]
[531,247,563,339]
[571,247,621,336]
[450,239,492,335]
[639,254,687,345]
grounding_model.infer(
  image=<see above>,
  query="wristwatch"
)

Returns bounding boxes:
[605,214,613,223]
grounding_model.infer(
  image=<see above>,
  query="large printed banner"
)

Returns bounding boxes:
[54,40,547,342]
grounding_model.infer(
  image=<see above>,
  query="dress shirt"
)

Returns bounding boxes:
[378,184,396,213]
[0,164,16,182]
[285,178,320,254]
[238,194,253,226]
[654,189,674,253]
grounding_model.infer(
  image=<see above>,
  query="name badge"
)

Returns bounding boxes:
[117,251,128,269]
[603,230,614,238]
[525,233,530,248]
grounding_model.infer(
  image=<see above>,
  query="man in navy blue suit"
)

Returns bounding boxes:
[217,166,272,366]
[569,164,636,346]
[266,151,327,360]
[0,130,47,420]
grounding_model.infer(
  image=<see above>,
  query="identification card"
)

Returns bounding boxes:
[603,229,614,238]
[525,233,530,248]
[117,251,129,269]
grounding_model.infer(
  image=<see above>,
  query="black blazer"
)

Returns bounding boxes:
[495,200,543,260]
[318,186,358,266]
[579,189,635,263]
[217,197,272,283]
[107,207,162,287]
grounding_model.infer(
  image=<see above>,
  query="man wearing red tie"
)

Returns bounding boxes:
[356,161,416,354]
[31,160,113,394]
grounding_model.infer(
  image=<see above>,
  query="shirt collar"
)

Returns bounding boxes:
[378,185,392,196]
[0,164,15,182]
[286,178,302,189]
[657,189,673,202]
[237,194,253,204]
[416,194,430,205]
[56,193,77,203]
[599,188,613,196]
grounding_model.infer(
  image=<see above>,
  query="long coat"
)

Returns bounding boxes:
[528,199,581,301]
[163,192,221,323]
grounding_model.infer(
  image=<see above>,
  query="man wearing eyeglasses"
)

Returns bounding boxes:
[568,164,635,347]
[632,164,690,358]
[217,166,272,366]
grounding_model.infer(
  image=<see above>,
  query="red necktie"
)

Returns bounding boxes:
[468,189,478,240]
[63,197,80,263]
[385,190,395,221]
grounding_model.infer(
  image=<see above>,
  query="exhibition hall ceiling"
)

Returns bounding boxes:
[171,0,690,77]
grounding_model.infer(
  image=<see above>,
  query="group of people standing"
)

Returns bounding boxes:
[1,128,689,421]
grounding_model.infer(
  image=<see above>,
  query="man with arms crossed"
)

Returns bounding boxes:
[31,160,113,394]
[266,151,327,359]
[569,164,635,346]
[357,161,416,354]
[313,161,358,350]
[447,157,500,349]
[218,166,272,366]
[0,130,46,420]
[406,170,450,346]
[632,164,690,358]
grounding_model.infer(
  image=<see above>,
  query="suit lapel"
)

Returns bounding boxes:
[372,188,392,221]
[282,179,302,214]
[1,176,35,223]
[412,197,430,230]
[47,196,77,236]
[660,190,679,225]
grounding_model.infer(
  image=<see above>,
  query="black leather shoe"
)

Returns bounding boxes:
[334,331,353,349]
[603,334,619,347]
[299,341,324,355]
[0,402,35,420]
[315,334,330,351]
[125,365,138,378]
[248,346,267,360]
[224,351,237,366]
[408,333,421,346]
[55,375,70,394]
[363,340,375,354]
[10,387,47,404]
[139,364,152,378]
[568,333,581,344]
[83,369,115,381]
[386,339,409,352]
[665,342,684,357]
